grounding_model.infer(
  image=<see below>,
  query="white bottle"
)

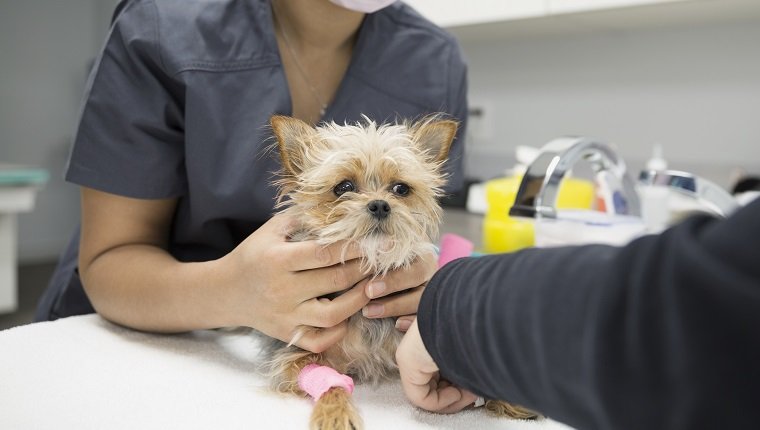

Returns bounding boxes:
[646,144,668,171]
[639,144,670,233]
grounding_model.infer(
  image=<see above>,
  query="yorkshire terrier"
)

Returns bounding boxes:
[260,115,538,429]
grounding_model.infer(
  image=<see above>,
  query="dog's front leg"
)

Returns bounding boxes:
[293,363,361,430]
[273,353,361,430]
[484,399,541,420]
[310,386,362,430]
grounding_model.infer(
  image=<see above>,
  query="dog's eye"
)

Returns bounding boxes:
[333,180,355,196]
[391,183,410,196]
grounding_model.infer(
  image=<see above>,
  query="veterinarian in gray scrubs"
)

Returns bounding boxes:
[397,199,760,429]
[36,0,467,352]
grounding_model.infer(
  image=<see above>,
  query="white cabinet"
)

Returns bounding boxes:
[546,0,692,15]
[404,0,700,27]
[0,186,41,313]
[404,0,546,27]
[0,166,47,314]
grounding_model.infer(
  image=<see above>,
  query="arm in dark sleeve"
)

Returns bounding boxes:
[442,40,467,194]
[418,199,760,430]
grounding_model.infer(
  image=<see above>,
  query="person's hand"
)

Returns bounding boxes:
[361,250,437,330]
[397,319,478,413]
[224,213,371,353]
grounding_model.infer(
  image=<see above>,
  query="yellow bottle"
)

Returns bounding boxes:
[483,175,595,253]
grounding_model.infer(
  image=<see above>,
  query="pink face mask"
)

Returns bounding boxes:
[329,0,396,13]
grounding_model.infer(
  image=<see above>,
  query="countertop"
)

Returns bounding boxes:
[441,208,484,250]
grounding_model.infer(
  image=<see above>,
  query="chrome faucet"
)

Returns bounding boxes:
[510,137,641,219]
[638,170,738,218]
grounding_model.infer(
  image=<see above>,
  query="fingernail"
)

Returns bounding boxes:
[395,318,412,331]
[367,281,386,299]
[362,303,384,318]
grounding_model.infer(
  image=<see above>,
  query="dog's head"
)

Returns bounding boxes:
[271,115,456,274]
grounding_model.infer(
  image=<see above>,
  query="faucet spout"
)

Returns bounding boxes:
[509,137,641,219]
[638,169,738,218]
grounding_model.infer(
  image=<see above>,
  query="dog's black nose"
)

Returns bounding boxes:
[367,199,391,219]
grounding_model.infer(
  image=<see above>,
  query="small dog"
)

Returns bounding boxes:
[261,115,537,429]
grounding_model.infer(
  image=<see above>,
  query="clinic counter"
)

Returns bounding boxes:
[441,207,484,250]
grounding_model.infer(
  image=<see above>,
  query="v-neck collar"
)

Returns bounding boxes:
[263,0,373,122]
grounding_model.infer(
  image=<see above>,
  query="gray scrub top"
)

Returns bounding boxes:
[36,0,468,321]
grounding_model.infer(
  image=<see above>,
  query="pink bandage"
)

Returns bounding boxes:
[438,233,474,268]
[297,364,355,401]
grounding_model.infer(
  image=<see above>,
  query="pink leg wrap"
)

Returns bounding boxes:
[297,364,355,401]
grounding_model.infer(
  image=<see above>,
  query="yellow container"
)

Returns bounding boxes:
[483,175,595,253]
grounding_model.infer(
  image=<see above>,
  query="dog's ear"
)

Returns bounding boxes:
[410,118,457,163]
[270,115,318,176]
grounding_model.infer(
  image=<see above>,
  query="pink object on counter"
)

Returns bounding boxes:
[297,364,354,401]
[438,233,474,268]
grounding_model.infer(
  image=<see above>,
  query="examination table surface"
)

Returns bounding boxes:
[0,314,574,429]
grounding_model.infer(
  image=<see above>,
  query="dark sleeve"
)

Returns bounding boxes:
[442,42,467,194]
[418,199,760,430]
[66,0,186,199]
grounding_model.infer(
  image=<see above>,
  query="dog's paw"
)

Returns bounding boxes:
[310,388,363,430]
[484,399,542,420]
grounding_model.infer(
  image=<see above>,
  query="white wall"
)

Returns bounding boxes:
[460,19,760,188]
[0,0,120,263]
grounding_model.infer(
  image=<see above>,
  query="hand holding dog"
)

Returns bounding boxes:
[226,213,371,353]
[362,250,437,326]
[397,319,478,413]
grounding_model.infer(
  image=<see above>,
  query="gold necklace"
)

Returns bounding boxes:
[272,3,328,117]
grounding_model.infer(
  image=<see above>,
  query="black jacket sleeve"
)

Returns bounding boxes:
[418,199,760,430]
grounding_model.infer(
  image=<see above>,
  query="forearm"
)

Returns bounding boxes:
[81,244,238,332]
[419,200,760,429]
[418,245,612,421]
